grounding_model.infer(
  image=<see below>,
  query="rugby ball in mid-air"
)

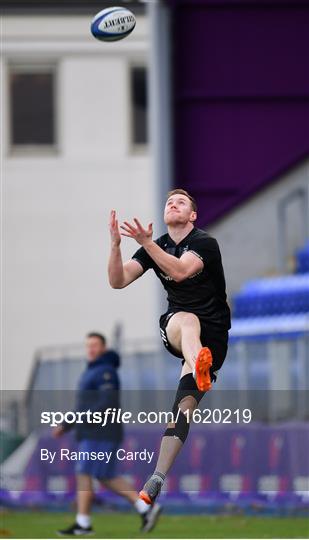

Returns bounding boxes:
[91,6,136,42]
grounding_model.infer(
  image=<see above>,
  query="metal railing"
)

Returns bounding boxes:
[278,186,309,273]
[19,331,309,433]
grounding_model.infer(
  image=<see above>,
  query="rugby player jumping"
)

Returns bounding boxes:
[108,189,231,505]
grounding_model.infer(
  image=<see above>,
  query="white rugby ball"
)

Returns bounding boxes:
[91,6,136,42]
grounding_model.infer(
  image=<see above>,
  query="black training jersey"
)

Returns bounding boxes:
[132,227,231,330]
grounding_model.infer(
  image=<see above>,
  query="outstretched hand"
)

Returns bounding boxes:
[120,218,153,246]
[109,210,121,247]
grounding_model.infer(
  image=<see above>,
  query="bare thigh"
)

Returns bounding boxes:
[165,311,201,355]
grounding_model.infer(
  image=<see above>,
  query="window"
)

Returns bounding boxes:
[9,64,56,150]
[130,66,148,146]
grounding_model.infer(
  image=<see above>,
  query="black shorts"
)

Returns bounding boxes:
[159,311,229,373]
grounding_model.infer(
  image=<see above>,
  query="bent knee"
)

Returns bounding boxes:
[171,312,200,329]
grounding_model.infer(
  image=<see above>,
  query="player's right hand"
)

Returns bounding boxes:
[109,210,121,247]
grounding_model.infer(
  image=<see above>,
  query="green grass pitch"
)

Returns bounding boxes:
[1,511,308,539]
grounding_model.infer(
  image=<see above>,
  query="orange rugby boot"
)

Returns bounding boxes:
[195,347,213,391]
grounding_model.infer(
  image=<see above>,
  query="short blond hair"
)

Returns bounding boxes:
[166,189,197,212]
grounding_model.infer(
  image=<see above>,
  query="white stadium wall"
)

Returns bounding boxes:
[2,14,159,390]
[208,159,309,297]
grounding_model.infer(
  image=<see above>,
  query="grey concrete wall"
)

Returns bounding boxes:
[208,159,309,300]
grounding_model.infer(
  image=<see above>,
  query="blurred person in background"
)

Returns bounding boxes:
[53,332,161,536]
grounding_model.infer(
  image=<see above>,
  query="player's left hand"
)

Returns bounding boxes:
[120,218,153,246]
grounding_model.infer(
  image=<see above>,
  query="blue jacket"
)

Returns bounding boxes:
[64,350,123,442]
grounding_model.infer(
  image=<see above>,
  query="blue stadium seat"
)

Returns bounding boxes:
[233,274,309,318]
[296,240,309,274]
